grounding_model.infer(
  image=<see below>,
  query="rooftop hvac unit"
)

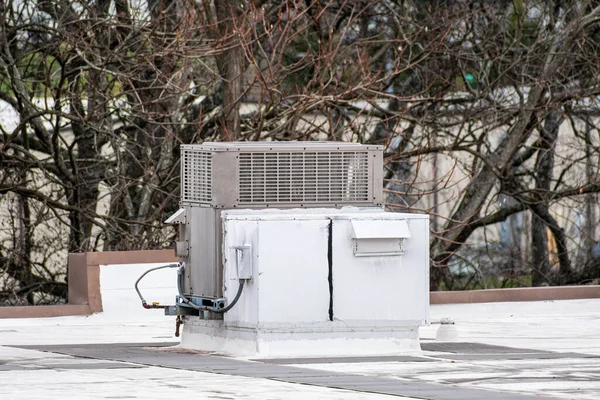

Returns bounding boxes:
[135,141,430,356]
[158,142,384,318]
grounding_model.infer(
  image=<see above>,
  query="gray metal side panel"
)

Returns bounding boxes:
[186,206,218,297]
[372,149,384,205]
[216,209,224,297]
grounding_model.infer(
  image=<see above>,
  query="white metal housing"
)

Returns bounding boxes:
[181,208,430,357]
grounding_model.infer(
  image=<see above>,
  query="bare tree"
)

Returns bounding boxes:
[387,1,600,289]
[3,0,600,304]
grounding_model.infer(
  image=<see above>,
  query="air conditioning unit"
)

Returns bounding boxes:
[136,141,430,357]
[168,142,384,315]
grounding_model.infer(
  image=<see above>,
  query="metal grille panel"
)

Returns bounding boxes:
[238,152,370,204]
[182,148,212,203]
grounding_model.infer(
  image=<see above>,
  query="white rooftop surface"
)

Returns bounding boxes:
[421,298,600,355]
[301,299,600,399]
[1,298,599,399]
[0,314,411,400]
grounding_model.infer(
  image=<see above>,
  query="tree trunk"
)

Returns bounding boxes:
[531,216,549,286]
[214,0,244,141]
[529,203,572,283]
[17,193,34,304]
[584,121,596,262]
[66,0,110,252]
[531,109,562,286]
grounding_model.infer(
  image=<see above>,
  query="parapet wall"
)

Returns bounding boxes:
[431,285,600,304]
[0,250,177,319]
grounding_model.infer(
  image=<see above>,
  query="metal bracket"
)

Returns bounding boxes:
[172,295,226,319]
[175,240,189,257]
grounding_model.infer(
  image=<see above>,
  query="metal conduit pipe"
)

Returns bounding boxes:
[177,263,245,314]
[205,281,245,313]
[135,263,180,309]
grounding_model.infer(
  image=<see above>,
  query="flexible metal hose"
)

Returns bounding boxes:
[135,263,180,309]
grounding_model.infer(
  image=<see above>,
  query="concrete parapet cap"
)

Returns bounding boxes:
[431,285,600,304]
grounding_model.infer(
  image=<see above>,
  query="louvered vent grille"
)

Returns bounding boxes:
[238,152,370,204]
[182,148,212,203]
